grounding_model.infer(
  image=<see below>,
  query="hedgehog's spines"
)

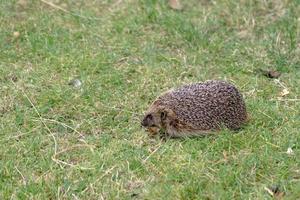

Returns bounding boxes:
[142,80,247,137]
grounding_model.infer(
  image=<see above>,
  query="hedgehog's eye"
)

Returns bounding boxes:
[160,111,167,120]
[146,114,153,120]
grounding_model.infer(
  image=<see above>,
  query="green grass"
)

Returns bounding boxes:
[1,0,300,199]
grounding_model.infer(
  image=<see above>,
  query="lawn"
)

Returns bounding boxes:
[1,0,300,199]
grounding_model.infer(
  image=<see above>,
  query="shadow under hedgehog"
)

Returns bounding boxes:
[141,80,247,138]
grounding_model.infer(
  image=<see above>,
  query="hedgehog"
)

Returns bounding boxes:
[141,80,247,138]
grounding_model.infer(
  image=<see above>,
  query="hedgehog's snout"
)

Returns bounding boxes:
[141,114,152,127]
[141,117,148,127]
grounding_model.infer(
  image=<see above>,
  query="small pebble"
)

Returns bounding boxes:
[269,185,280,194]
[68,78,82,88]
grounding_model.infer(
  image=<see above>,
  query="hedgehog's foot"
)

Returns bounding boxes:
[146,127,160,137]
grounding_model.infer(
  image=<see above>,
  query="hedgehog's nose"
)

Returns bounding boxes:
[141,118,148,127]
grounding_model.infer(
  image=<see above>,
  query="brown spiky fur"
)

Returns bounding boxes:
[141,80,247,138]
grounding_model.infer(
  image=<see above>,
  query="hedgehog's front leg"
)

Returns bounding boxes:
[146,127,160,137]
[163,119,182,138]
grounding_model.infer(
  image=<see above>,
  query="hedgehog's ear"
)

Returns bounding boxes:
[160,110,167,120]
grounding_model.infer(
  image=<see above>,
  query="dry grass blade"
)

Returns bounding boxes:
[51,144,95,170]
[11,81,58,158]
[142,144,163,163]
[15,167,26,185]
[40,0,70,13]
[40,0,102,20]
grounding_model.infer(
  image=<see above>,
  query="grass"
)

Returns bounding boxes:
[1,0,300,199]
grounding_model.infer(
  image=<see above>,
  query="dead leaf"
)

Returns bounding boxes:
[261,69,281,79]
[222,150,228,162]
[286,147,294,155]
[268,70,281,78]
[126,180,144,190]
[237,30,249,38]
[264,185,285,199]
[168,0,183,11]
[17,0,28,7]
[13,31,20,38]
[280,88,289,97]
